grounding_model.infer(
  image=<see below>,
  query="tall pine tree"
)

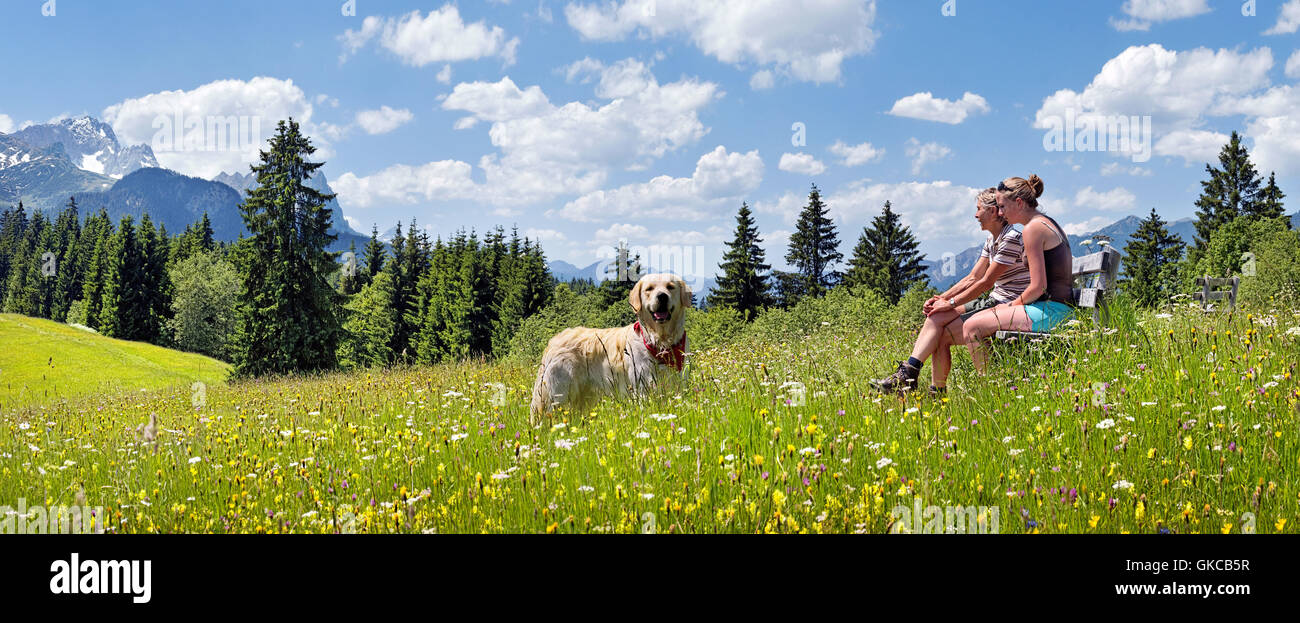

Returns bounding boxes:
[1121,207,1186,308]
[1254,172,1287,222]
[778,184,842,306]
[707,202,772,320]
[843,200,928,304]
[1192,132,1263,257]
[229,118,344,377]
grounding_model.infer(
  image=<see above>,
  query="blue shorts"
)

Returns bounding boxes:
[1023,301,1073,332]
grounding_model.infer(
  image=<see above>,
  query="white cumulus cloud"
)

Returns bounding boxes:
[904,139,952,175]
[1265,0,1300,35]
[553,145,763,222]
[778,152,826,176]
[102,77,326,180]
[888,92,989,125]
[1109,0,1210,31]
[332,160,478,209]
[829,140,884,166]
[1074,186,1137,212]
[339,6,519,66]
[563,0,878,83]
[355,106,413,135]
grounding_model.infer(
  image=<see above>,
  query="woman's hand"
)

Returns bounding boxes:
[928,298,955,316]
[923,295,941,315]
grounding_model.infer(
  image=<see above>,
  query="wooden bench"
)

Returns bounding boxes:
[1191,276,1239,311]
[994,245,1122,341]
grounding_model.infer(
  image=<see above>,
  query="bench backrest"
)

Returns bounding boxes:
[1192,276,1239,310]
[1070,246,1122,309]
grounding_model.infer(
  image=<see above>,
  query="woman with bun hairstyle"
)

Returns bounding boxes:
[961,175,1075,372]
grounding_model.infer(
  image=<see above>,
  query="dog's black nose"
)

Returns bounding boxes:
[655,292,669,303]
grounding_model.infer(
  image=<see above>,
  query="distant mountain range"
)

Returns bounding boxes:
[0,116,365,251]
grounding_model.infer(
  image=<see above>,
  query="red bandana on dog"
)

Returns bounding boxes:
[633,321,687,372]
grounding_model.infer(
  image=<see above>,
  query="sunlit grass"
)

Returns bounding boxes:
[2,305,1297,534]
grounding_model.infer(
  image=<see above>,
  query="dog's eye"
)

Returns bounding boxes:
[666,284,674,290]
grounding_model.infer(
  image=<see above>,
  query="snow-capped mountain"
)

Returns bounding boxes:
[7,116,158,178]
[0,133,116,207]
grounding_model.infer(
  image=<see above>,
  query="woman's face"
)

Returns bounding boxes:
[975,200,1000,232]
[996,190,1026,224]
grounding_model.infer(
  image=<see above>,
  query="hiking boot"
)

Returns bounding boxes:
[873,361,920,394]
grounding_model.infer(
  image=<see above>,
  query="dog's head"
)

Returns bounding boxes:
[629,273,692,343]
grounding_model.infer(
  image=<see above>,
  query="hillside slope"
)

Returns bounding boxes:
[0,314,230,409]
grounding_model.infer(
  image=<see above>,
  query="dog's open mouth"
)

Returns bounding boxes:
[651,310,672,323]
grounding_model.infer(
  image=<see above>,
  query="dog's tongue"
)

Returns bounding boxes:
[652,311,670,322]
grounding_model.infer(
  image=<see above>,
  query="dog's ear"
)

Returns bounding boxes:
[628,278,644,313]
[678,278,693,309]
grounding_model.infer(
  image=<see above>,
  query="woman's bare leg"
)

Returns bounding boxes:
[962,306,1032,373]
[909,309,960,363]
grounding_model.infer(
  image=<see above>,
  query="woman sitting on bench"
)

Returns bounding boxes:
[873,187,1030,394]
[961,175,1075,373]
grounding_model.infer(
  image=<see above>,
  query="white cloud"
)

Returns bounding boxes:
[537,1,555,23]
[750,70,775,90]
[778,152,826,176]
[339,6,519,66]
[564,0,878,83]
[1062,216,1114,236]
[904,139,952,175]
[1286,50,1300,79]
[102,77,326,180]
[1265,0,1300,35]
[1153,129,1228,164]
[829,140,883,166]
[437,65,453,84]
[0,114,13,134]
[562,57,605,84]
[1074,186,1137,212]
[355,106,414,135]
[888,91,989,125]
[1035,45,1271,131]
[314,94,340,108]
[1110,0,1210,31]
[1100,162,1153,176]
[553,146,763,222]
[443,60,722,204]
[332,160,478,209]
[1034,44,1276,166]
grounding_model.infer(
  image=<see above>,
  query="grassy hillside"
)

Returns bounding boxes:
[0,314,230,409]
[1,299,1296,534]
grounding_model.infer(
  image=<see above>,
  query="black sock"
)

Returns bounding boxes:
[906,357,923,371]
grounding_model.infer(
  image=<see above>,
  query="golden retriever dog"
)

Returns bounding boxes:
[529,273,692,424]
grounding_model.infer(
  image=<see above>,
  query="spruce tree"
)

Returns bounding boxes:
[362,223,386,286]
[1121,207,1186,308]
[783,184,842,304]
[707,202,772,320]
[98,216,151,340]
[844,201,928,304]
[79,211,114,329]
[1192,132,1263,256]
[229,118,344,377]
[1254,172,1287,222]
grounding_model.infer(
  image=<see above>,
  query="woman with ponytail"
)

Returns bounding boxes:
[961,175,1075,373]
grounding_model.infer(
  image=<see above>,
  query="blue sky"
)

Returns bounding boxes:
[2,0,1298,282]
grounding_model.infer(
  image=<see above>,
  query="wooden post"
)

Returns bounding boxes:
[1202,275,1211,311]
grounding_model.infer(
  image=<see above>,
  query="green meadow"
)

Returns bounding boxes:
[1,294,1297,534]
